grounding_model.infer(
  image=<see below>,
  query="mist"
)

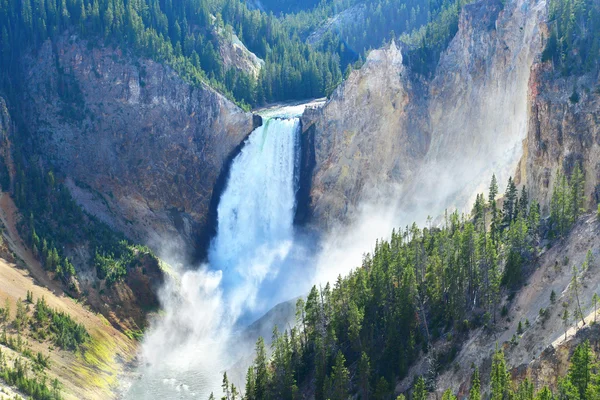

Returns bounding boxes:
[124,0,543,392]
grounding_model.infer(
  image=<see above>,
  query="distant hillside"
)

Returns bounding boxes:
[246,0,322,14]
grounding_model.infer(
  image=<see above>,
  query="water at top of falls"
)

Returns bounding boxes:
[208,115,302,315]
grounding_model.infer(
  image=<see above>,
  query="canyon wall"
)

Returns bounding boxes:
[18,34,257,255]
[525,64,600,214]
[303,0,547,227]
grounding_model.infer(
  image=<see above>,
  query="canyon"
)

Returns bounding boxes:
[1,0,600,398]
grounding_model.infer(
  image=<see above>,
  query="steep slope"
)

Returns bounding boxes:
[428,213,599,396]
[303,0,546,227]
[525,63,600,213]
[0,193,137,400]
[17,34,257,255]
[301,41,429,226]
[413,0,545,212]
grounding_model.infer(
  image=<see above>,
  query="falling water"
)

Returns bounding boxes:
[209,117,301,311]
[124,107,306,400]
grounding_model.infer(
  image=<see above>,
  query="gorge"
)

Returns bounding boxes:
[0,0,600,399]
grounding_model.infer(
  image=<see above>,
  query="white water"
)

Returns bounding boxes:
[209,117,301,316]
[124,109,303,400]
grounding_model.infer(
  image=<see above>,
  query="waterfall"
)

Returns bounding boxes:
[125,109,309,400]
[209,116,301,314]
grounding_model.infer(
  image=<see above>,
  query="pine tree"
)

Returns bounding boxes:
[550,170,569,237]
[571,266,586,327]
[222,372,231,400]
[594,293,600,324]
[515,379,534,400]
[503,177,518,225]
[534,387,553,400]
[374,377,390,400]
[562,308,570,341]
[569,340,593,399]
[358,352,371,400]
[527,200,541,242]
[489,174,499,204]
[568,164,586,224]
[519,186,529,218]
[254,337,270,400]
[469,368,481,400]
[245,366,255,400]
[491,347,510,400]
[330,351,350,400]
[413,377,427,400]
[489,175,501,245]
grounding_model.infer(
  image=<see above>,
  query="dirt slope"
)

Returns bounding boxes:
[403,213,600,397]
[0,193,137,400]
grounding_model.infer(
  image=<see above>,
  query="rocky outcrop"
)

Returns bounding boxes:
[302,40,429,226]
[19,33,257,255]
[525,64,600,213]
[303,0,546,227]
[217,29,264,78]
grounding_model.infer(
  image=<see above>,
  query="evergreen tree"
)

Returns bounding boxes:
[568,165,586,224]
[491,347,510,400]
[254,337,270,400]
[413,377,427,400]
[571,266,586,326]
[502,177,518,226]
[358,352,371,400]
[329,351,350,400]
[569,341,593,399]
[469,368,481,400]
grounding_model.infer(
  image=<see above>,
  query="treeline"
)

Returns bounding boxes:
[30,296,89,350]
[239,174,541,399]
[219,341,600,400]
[284,0,472,77]
[0,294,85,400]
[218,0,343,103]
[0,0,342,108]
[0,0,488,108]
[402,0,471,77]
[543,0,600,75]
[236,166,596,399]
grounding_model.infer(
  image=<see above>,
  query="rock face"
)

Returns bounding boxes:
[19,34,256,255]
[301,40,429,226]
[525,64,600,213]
[217,29,264,79]
[303,0,546,227]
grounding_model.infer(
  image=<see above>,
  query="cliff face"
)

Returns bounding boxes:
[301,41,429,226]
[525,64,600,213]
[303,0,547,227]
[19,34,256,255]
[420,0,544,209]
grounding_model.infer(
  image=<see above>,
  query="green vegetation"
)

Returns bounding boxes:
[231,340,600,399]
[401,0,473,77]
[11,153,158,288]
[0,354,62,400]
[549,165,586,238]
[1,296,88,352]
[31,297,89,351]
[0,0,482,108]
[543,0,600,75]
[0,0,343,108]
[0,297,74,400]
[238,168,592,399]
